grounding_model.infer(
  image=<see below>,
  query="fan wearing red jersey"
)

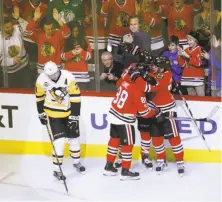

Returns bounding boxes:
[103,77,161,180]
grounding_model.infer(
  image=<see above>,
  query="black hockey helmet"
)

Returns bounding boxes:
[153,56,171,70]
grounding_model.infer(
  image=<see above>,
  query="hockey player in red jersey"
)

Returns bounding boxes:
[142,56,185,175]
[103,75,163,180]
[118,55,185,176]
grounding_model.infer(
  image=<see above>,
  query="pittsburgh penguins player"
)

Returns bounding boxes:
[35,61,85,180]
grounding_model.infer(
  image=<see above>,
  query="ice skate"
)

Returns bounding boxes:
[74,162,86,174]
[156,160,167,175]
[142,154,153,170]
[103,162,118,176]
[53,171,66,181]
[120,168,140,181]
[177,161,185,177]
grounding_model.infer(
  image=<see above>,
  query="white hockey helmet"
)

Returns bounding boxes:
[44,61,59,80]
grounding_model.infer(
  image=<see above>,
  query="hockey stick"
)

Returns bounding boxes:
[46,120,68,194]
[166,106,219,121]
[177,90,211,151]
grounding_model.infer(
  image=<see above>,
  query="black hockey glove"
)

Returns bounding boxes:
[155,109,165,124]
[67,116,79,130]
[39,112,47,125]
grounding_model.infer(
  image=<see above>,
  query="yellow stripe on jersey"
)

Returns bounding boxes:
[44,108,71,118]
[45,100,69,110]
[68,81,81,103]
[35,83,46,102]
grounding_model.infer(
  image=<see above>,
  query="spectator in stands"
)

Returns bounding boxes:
[119,16,151,68]
[46,0,86,29]
[180,31,206,96]
[162,35,186,94]
[84,0,108,52]
[61,21,92,89]
[201,22,221,97]
[155,0,201,49]
[100,51,123,84]
[0,17,30,88]
[101,0,136,56]
[193,0,218,50]
[139,0,167,56]
[24,7,70,75]
[10,0,48,87]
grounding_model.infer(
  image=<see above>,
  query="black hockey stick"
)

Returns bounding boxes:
[166,106,219,121]
[46,120,68,194]
[177,90,211,151]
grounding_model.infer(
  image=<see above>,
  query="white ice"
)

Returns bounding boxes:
[0,155,221,201]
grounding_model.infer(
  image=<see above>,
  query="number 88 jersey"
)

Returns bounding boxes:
[108,79,156,125]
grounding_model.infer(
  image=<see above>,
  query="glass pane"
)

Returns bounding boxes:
[209,0,221,97]
[0,0,7,88]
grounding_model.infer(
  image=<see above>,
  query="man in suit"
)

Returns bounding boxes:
[100,51,124,83]
[118,16,151,68]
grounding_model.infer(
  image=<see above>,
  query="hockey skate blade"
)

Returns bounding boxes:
[148,167,153,171]
[79,171,86,175]
[103,170,118,176]
[120,175,140,181]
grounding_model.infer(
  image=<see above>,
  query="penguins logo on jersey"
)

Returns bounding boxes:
[49,87,68,104]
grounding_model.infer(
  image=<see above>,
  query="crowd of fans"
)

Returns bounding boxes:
[0,0,221,97]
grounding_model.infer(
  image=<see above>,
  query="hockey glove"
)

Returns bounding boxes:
[67,116,79,130]
[39,112,47,125]
[155,109,165,124]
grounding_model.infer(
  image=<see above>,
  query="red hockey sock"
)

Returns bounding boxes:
[152,136,165,160]
[140,132,151,156]
[169,136,184,162]
[106,138,120,163]
[121,145,133,169]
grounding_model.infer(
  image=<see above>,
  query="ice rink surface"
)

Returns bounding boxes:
[0,155,221,201]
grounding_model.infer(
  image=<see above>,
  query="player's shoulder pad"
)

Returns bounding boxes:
[61,70,76,83]
[36,72,48,85]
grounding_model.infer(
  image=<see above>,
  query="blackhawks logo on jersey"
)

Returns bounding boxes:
[49,87,68,104]
[8,45,20,57]
[41,42,55,57]
[156,73,163,79]
[72,54,81,62]
[116,11,130,28]
[59,9,75,24]
[174,18,186,31]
